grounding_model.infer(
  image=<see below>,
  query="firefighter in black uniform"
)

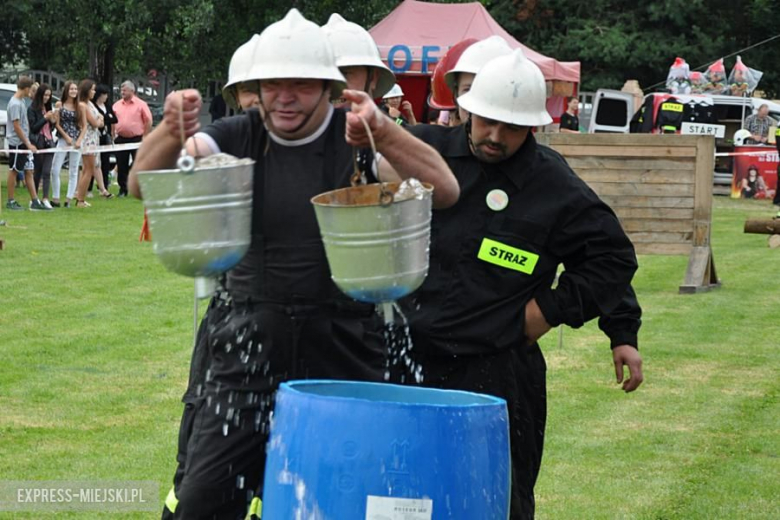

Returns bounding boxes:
[442,38,643,356]
[656,96,685,134]
[380,49,643,519]
[129,9,459,520]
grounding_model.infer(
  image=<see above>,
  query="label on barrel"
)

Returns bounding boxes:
[365,496,433,520]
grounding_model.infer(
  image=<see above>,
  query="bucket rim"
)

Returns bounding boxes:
[279,379,507,408]
[135,159,256,177]
[310,181,433,208]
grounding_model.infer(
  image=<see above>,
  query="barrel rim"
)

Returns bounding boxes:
[279,380,507,408]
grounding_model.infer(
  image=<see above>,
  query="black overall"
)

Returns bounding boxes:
[164,109,387,520]
[402,124,638,519]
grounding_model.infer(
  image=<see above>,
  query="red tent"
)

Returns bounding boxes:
[369,0,580,122]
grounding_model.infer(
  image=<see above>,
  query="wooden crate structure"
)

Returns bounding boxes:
[536,133,719,293]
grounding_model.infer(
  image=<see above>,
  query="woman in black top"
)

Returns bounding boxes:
[559,96,580,133]
[90,84,119,192]
[28,83,58,208]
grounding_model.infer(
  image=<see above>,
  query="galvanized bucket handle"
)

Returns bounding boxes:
[351,115,393,207]
[177,92,197,173]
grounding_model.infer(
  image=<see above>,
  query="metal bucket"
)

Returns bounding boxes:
[136,160,254,278]
[311,182,432,303]
[262,380,511,519]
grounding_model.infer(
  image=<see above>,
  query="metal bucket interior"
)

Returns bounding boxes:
[311,182,432,303]
[137,160,254,278]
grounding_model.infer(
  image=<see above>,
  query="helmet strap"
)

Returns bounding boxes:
[466,114,476,154]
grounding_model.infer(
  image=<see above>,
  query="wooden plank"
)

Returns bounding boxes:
[538,133,705,148]
[628,231,693,244]
[679,245,721,293]
[551,145,697,158]
[574,169,695,185]
[612,207,694,220]
[565,157,696,171]
[692,136,716,248]
[620,219,693,233]
[600,196,695,209]
[634,242,692,256]
[587,182,695,197]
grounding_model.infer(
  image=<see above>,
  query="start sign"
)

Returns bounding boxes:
[681,122,726,138]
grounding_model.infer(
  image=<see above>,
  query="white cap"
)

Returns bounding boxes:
[323,13,396,98]
[458,49,552,127]
[444,36,514,94]
[249,9,346,98]
[383,83,404,99]
[733,129,751,146]
[222,34,262,110]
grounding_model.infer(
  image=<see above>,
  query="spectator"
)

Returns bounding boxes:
[89,84,118,194]
[25,82,39,108]
[113,80,152,197]
[5,76,45,210]
[74,79,112,207]
[559,96,580,133]
[744,104,777,145]
[381,84,416,126]
[51,80,85,208]
[209,92,227,121]
[15,82,41,187]
[28,83,58,209]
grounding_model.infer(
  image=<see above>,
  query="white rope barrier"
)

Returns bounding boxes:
[0,142,142,155]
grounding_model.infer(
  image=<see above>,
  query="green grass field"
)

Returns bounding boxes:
[0,175,778,519]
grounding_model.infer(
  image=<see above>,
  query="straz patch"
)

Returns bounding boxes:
[477,238,539,274]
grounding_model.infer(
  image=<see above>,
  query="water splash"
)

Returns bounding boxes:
[394,178,428,202]
[381,303,424,384]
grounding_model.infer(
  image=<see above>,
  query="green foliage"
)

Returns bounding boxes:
[0,2,32,68]
[4,0,777,97]
[488,0,779,96]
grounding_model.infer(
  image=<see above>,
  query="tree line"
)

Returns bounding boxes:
[2,0,776,98]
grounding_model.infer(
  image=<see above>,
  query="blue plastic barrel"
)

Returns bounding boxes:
[262,380,510,519]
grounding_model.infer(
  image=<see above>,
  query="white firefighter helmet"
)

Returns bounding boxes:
[222,34,262,110]
[444,35,514,94]
[457,49,552,127]
[245,9,346,98]
[383,83,404,99]
[323,13,396,98]
[733,129,751,146]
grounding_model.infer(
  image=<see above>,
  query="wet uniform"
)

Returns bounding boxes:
[162,106,388,520]
[401,124,638,519]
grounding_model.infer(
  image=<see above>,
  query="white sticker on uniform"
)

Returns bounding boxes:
[486,189,509,211]
[365,496,433,520]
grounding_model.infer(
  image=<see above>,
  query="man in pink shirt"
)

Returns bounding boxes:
[112,80,152,197]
